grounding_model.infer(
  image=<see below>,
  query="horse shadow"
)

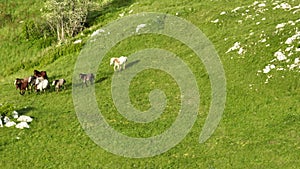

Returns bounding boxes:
[71,75,108,88]
[95,76,108,84]
[126,60,140,69]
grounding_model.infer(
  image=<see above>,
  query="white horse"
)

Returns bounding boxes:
[110,56,127,71]
[35,78,49,92]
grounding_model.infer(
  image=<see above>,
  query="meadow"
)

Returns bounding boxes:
[0,0,299,168]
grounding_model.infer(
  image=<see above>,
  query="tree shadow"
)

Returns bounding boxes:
[16,106,35,116]
[86,0,135,27]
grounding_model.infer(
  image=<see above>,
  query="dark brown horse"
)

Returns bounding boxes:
[79,73,94,87]
[34,70,48,79]
[14,78,29,95]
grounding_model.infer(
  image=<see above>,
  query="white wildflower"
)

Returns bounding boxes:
[211,19,219,23]
[274,51,287,61]
[220,11,226,15]
[73,39,82,44]
[285,31,300,45]
[136,24,147,33]
[285,38,293,45]
[276,23,286,29]
[119,12,125,17]
[270,64,276,69]
[238,48,244,55]
[91,29,105,37]
[289,64,297,70]
[263,64,276,74]
[285,46,294,52]
[288,21,295,26]
[280,3,292,10]
[253,1,259,6]
[226,42,241,53]
[232,7,242,13]
[258,3,266,8]
[263,65,271,73]
[273,3,292,10]
[288,52,293,57]
[293,9,300,14]
[259,38,267,43]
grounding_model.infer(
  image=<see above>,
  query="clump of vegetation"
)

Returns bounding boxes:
[0,103,14,124]
[42,0,98,42]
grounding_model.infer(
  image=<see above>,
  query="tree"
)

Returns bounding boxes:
[42,0,96,42]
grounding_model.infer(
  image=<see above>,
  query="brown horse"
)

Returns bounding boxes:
[79,73,94,87]
[14,78,29,95]
[34,70,48,79]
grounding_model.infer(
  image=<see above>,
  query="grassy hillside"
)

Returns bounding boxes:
[0,0,299,168]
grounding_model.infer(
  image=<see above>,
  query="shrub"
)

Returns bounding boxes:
[0,103,14,117]
[21,20,54,41]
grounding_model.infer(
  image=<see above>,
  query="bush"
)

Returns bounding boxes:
[21,20,54,41]
[35,37,56,49]
[0,103,14,117]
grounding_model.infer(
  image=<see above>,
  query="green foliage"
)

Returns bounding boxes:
[21,20,53,41]
[40,41,83,66]
[42,0,97,42]
[35,37,57,49]
[0,103,14,117]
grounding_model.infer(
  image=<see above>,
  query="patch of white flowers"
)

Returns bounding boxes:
[212,0,300,84]
[226,42,245,56]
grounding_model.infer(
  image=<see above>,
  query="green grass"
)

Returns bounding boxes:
[1,0,300,168]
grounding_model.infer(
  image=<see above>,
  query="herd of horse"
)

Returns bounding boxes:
[14,56,128,95]
[14,70,96,95]
[14,70,67,95]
